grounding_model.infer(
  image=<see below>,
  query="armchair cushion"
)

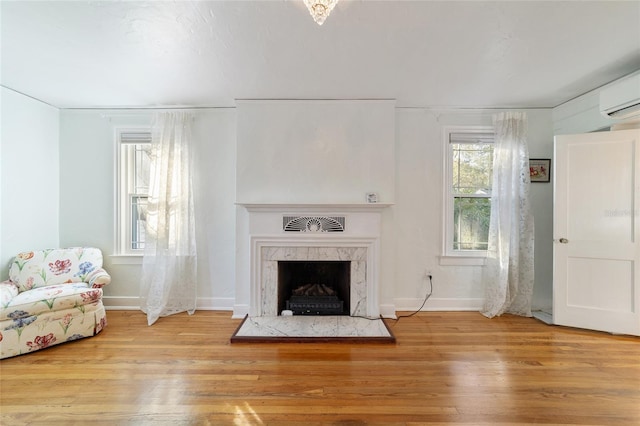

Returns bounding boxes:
[0,280,19,307]
[2,283,102,320]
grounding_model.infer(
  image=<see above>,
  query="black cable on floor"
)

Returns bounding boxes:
[349,274,433,322]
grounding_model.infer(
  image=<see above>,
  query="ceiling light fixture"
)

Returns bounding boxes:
[304,0,338,26]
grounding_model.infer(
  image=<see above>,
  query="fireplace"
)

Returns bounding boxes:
[235,203,392,319]
[278,261,350,315]
[258,244,369,317]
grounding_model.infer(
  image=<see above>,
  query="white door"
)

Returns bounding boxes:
[554,129,640,336]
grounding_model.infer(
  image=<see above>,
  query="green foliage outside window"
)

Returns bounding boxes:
[452,143,493,251]
[453,197,490,250]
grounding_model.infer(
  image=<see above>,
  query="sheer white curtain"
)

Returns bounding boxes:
[481,112,535,318]
[140,111,197,326]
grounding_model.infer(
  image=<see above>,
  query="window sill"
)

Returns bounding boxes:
[439,255,487,266]
[110,254,143,265]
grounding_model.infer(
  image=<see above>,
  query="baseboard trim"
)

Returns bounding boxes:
[379,304,397,319]
[232,304,250,319]
[197,297,235,311]
[532,310,554,325]
[103,296,235,312]
[104,297,483,314]
[103,296,140,310]
[394,297,483,312]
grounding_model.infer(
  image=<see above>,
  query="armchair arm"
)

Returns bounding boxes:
[85,268,111,288]
[0,280,19,305]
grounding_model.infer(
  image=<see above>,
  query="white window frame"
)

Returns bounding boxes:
[115,128,152,257]
[441,126,494,266]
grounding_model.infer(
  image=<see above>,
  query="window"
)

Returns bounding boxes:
[443,129,494,260]
[116,129,152,255]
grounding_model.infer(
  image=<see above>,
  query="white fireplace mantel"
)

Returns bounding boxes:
[236,202,394,213]
[233,202,392,319]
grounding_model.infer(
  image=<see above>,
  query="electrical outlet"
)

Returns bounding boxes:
[425,269,432,279]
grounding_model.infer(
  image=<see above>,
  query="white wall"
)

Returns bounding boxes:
[192,110,237,308]
[58,109,237,309]
[59,110,143,307]
[527,111,555,312]
[56,104,554,314]
[394,108,554,312]
[0,88,60,278]
[236,100,396,204]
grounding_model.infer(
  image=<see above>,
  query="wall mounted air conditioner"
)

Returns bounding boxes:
[600,72,640,120]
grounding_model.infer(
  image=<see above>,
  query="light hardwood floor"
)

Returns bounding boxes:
[1,311,639,425]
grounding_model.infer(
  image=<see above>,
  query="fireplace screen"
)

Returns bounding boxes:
[277,261,350,315]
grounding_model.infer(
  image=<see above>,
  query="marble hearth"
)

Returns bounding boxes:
[231,315,395,342]
[235,203,392,319]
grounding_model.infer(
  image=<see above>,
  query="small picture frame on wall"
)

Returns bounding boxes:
[529,158,551,183]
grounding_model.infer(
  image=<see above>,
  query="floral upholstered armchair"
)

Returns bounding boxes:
[0,247,109,359]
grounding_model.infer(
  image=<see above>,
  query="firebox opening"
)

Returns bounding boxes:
[278,261,350,315]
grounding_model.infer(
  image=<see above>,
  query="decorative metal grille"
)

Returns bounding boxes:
[283,216,345,232]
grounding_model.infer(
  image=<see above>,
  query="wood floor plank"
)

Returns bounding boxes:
[1,310,639,425]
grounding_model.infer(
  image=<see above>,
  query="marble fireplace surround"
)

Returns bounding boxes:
[255,238,376,317]
[238,203,391,319]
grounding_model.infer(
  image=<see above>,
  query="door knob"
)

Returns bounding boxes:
[559,238,569,244]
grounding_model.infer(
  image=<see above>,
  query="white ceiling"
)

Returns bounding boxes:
[2,0,639,109]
